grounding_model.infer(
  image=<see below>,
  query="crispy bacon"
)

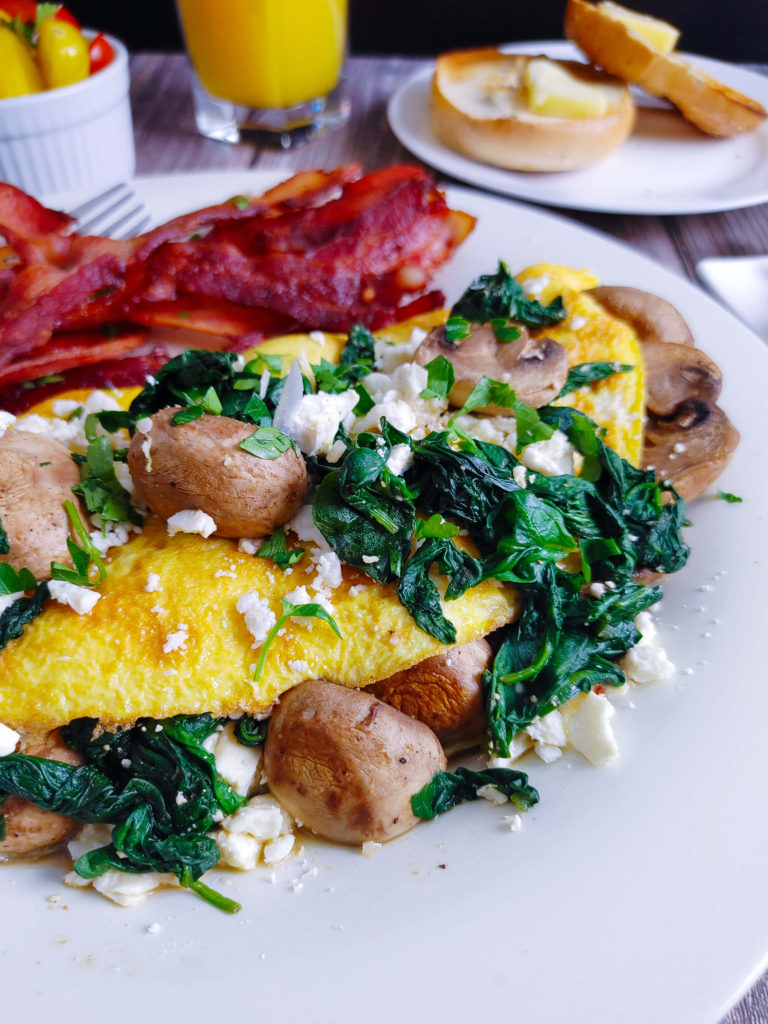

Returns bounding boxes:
[0,348,168,414]
[127,297,296,343]
[0,166,475,391]
[0,326,149,388]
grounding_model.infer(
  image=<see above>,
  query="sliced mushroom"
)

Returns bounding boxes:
[366,639,491,750]
[415,323,569,410]
[0,730,83,860]
[642,342,739,502]
[588,286,695,346]
[587,288,738,502]
[644,399,739,503]
[642,341,722,416]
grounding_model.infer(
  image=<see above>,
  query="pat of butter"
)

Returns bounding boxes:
[599,1,680,52]
[523,58,626,119]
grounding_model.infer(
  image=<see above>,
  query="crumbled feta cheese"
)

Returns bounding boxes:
[64,824,179,906]
[0,722,20,756]
[236,591,276,648]
[487,732,533,767]
[144,572,161,593]
[263,833,295,865]
[512,465,527,488]
[476,785,509,806]
[216,831,262,871]
[212,721,262,796]
[361,555,379,564]
[51,399,80,418]
[520,273,550,296]
[386,443,414,476]
[521,430,574,476]
[309,330,326,346]
[222,794,294,841]
[167,509,217,538]
[452,414,518,451]
[88,520,139,555]
[621,642,675,684]
[311,550,342,592]
[135,416,153,435]
[325,439,348,464]
[287,659,311,675]
[361,840,382,857]
[526,711,566,747]
[287,390,359,457]
[48,580,101,615]
[564,691,619,766]
[373,327,427,373]
[568,315,588,331]
[162,624,189,654]
[285,584,333,616]
[286,504,330,552]
[236,537,262,555]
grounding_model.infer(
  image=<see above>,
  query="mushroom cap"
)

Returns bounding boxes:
[0,431,83,581]
[643,398,740,503]
[127,408,308,538]
[0,730,83,859]
[415,323,569,410]
[366,638,491,749]
[588,286,695,346]
[586,287,738,502]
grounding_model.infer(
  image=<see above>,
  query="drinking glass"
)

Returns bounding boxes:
[176,0,350,148]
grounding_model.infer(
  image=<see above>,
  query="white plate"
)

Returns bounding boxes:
[9,171,768,1024]
[387,41,768,215]
[698,254,768,341]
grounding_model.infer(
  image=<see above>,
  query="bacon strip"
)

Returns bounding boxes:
[0,326,148,388]
[0,165,475,390]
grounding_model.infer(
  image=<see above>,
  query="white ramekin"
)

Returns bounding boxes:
[0,32,135,197]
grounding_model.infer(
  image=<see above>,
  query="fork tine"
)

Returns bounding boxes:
[67,184,129,223]
[96,204,151,240]
[114,213,152,240]
[75,192,133,236]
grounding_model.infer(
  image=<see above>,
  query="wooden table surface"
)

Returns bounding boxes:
[128,52,768,1024]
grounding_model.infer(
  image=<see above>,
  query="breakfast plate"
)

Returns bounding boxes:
[387,40,768,215]
[4,170,768,1024]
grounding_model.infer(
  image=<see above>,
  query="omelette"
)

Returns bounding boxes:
[0,263,645,736]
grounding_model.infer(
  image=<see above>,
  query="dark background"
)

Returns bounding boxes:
[66,1,767,62]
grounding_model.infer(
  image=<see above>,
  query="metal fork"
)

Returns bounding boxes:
[67,183,152,239]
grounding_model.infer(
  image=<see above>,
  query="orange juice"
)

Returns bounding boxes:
[177,0,348,109]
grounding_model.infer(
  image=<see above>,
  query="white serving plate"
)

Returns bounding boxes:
[5,170,768,1024]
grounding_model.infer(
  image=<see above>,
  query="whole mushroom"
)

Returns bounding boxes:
[0,431,83,581]
[128,408,308,538]
[366,638,492,750]
[0,730,83,859]
[415,323,569,410]
[642,341,739,501]
[263,679,446,845]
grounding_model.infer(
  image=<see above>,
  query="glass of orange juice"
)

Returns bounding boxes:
[176,0,349,147]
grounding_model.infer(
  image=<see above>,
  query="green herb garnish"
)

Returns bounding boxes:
[253,599,341,682]
[254,530,305,569]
